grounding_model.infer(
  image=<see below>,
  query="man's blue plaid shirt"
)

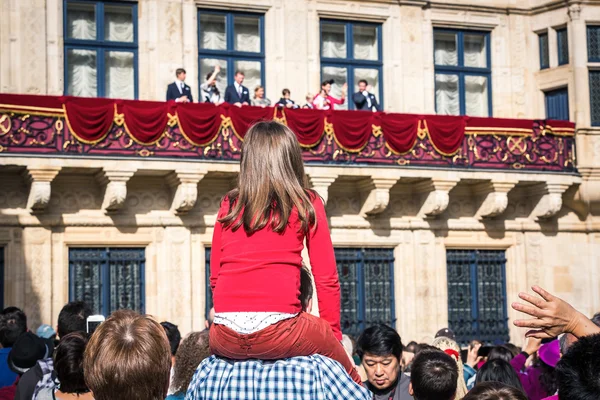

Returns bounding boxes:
[185,354,373,400]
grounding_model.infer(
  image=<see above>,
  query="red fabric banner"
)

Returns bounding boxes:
[120,100,169,145]
[225,104,274,139]
[283,108,326,148]
[0,93,63,110]
[177,102,223,146]
[64,97,115,144]
[425,116,466,156]
[378,113,419,155]
[330,110,374,152]
[467,116,534,131]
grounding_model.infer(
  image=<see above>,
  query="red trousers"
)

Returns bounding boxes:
[209,312,363,385]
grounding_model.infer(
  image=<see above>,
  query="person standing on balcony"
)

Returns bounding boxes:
[353,80,381,112]
[251,86,271,107]
[224,71,250,107]
[201,65,222,105]
[313,80,347,110]
[166,68,193,103]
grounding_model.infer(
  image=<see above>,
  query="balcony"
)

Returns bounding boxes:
[0,94,576,172]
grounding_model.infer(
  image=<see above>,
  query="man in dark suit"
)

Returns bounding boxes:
[353,79,381,111]
[166,68,193,103]
[224,71,250,106]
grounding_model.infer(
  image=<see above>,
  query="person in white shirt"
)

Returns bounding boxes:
[353,79,381,111]
[166,68,193,103]
[201,65,223,105]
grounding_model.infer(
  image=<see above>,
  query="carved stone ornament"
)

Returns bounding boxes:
[359,177,399,216]
[96,170,136,212]
[534,183,570,220]
[308,175,338,205]
[476,181,517,219]
[24,167,61,212]
[167,171,206,214]
[416,179,458,217]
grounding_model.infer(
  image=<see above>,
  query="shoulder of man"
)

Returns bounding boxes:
[14,364,44,400]
[397,373,413,400]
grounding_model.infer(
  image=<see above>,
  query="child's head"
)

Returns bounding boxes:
[220,121,316,235]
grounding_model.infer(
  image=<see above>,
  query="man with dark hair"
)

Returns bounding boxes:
[299,265,313,313]
[555,333,600,400]
[166,68,193,103]
[15,301,92,400]
[224,70,250,106]
[357,324,413,400]
[409,350,458,400]
[161,321,181,396]
[0,307,27,388]
[353,79,381,111]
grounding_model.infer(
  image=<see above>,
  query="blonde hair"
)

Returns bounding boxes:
[254,85,264,98]
[432,336,468,400]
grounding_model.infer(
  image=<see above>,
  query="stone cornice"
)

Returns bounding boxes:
[195,0,271,13]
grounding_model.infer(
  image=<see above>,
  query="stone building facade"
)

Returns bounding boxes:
[1,0,600,345]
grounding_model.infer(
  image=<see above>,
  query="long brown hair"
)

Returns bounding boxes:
[219,120,316,234]
[171,331,210,395]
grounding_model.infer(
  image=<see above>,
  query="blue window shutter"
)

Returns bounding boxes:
[447,249,509,346]
[588,26,600,62]
[69,247,145,316]
[335,248,395,336]
[205,247,213,319]
[545,88,570,121]
[557,28,569,66]
[590,71,600,126]
[539,32,550,69]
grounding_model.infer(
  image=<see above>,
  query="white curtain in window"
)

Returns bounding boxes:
[105,51,134,99]
[67,6,96,40]
[67,49,97,97]
[464,34,486,68]
[435,74,459,115]
[200,14,226,50]
[465,75,489,117]
[234,60,261,93]
[434,32,458,66]
[234,16,260,53]
[353,26,378,60]
[322,66,348,110]
[322,24,346,58]
[104,6,134,42]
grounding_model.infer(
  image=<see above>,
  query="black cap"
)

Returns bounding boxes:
[8,332,50,374]
[435,328,456,341]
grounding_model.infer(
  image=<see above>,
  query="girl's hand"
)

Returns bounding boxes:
[466,343,482,368]
[523,337,542,356]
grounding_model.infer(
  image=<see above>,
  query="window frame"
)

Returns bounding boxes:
[197,10,265,95]
[433,28,492,117]
[334,248,395,336]
[319,19,384,110]
[205,247,213,320]
[538,31,550,69]
[557,27,569,66]
[68,247,145,316]
[63,0,139,99]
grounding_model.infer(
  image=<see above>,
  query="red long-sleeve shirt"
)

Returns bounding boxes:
[210,195,342,340]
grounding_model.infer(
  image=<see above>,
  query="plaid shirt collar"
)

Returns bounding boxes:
[185,355,372,400]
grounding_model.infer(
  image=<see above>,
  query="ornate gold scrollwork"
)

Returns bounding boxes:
[0,114,12,135]
[55,119,63,135]
[167,113,178,128]
[114,112,125,126]
[506,136,527,154]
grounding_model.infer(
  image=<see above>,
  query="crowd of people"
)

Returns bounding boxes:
[166,67,381,111]
[1,120,600,399]
[0,287,599,400]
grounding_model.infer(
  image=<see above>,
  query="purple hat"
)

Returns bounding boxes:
[539,339,560,368]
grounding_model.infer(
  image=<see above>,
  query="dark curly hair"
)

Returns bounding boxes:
[171,330,210,395]
[537,358,558,396]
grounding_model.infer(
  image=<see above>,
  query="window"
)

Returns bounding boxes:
[335,248,394,336]
[63,1,138,99]
[320,20,383,110]
[198,11,264,97]
[205,247,213,319]
[587,26,600,62]
[434,29,491,117]
[446,250,509,345]
[69,248,145,316]
[590,71,600,126]
[557,28,569,66]
[539,32,549,69]
[545,87,569,121]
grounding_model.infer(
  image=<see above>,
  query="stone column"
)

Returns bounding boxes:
[569,4,590,127]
